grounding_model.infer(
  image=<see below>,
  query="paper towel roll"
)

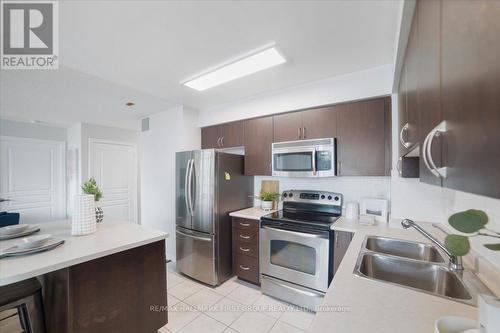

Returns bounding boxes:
[72,194,97,236]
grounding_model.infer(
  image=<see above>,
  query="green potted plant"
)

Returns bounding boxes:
[257,191,280,211]
[82,178,104,223]
[445,209,500,256]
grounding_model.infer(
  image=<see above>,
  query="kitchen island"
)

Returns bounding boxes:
[0,219,168,333]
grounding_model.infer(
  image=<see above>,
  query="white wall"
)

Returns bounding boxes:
[254,176,390,211]
[0,119,67,141]
[140,106,200,261]
[198,64,393,126]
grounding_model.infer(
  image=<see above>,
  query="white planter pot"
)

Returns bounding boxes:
[261,200,273,211]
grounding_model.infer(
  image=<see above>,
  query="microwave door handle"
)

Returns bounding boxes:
[312,149,317,175]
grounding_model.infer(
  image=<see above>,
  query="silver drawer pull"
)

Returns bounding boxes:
[239,235,250,239]
[239,223,250,227]
[239,265,250,271]
[239,247,250,252]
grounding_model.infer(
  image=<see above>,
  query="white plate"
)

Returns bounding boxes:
[435,316,479,333]
[16,234,52,249]
[0,224,29,236]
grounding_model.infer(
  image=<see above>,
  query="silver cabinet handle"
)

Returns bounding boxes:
[239,247,250,252]
[335,232,339,248]
[337,161,341,175]
[298,127,302,139]
[239,222,250,227]
[239,265,250,271]
[399,123,413,148]
[221,136,224,147]
[239,234,250,239]
[423,120,448,178]
[303,127,306,139]
[217,137,222,147]
[396,157,402,176]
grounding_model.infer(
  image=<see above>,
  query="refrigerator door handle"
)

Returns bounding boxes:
[176,229,212,242]
[186,159,194,216]
[188,158,195,215]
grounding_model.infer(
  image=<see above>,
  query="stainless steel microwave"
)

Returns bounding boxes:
[271,138,337,177]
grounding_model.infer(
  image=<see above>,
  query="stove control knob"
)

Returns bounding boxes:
[327,195,332,200]
[320,194,325,199]
[283,193,288,198]
[334,196,339,201]
[289,192,293,198]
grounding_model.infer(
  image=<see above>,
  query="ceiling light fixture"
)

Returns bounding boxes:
[182,45,286,91]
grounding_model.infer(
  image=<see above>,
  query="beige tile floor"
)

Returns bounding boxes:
[160,263,315,333]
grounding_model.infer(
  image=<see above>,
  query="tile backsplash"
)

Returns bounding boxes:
[253,176,391,212]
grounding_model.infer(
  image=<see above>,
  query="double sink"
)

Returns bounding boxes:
[354,236,491,305]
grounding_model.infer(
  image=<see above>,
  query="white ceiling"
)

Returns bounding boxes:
[0,0,401,129]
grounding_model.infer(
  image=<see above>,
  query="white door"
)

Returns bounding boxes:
[89,139,138,223]
[0,136,66,223]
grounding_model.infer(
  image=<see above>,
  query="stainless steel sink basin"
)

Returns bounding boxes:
[364,236,445,263]
[355,252,472,301]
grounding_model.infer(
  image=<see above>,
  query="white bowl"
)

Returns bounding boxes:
[16,234,52,249]
[435,316,479,333]
[0,224,29,236]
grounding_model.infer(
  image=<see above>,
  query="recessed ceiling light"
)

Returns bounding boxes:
[182,46,286,91]
[126,102,135,107]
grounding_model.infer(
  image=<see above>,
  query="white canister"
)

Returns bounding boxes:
[72,194,97,236]
[345,202,359,220]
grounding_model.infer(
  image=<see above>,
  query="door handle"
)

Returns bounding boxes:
[312,149,317,176]
[184,159,192,216]
[217,137,221,147]
[262,226,326,239]
[239,247,250,252]
[303,127,306,139]
[239,234,250,239]
[396,157,402,176]
[176,229,212,242]
[423,121,448,178]
[221,137,224,147]
[239,222,250,227]
[239,265,250,271]
[298,127,302,139]
[399,123,413,148]
[187,159,194,215]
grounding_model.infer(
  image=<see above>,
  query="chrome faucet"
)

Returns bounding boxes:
[401,219,464,273]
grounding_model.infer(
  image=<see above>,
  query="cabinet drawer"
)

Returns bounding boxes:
[234,255,259,284]
[232,228,258,244]
[232,218,259,233]
[233,241,258,258]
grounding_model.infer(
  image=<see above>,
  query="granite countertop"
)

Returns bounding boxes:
[0,219,167,286]
[229,207,277,220]
[310,218,484,333]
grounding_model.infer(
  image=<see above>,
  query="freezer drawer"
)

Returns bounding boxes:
[176,226,217,285]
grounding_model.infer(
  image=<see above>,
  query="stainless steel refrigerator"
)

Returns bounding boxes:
[175,149,253,286]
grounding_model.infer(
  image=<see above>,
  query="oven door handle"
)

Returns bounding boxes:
[261,226,327,239]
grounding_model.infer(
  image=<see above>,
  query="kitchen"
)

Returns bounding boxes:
[1,1,500,333]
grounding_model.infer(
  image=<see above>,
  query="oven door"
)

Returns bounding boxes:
[260,224,330,292]
[272,147,317,177]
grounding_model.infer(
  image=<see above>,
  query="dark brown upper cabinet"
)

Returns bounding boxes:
[440,0,500,198]
[201,121,244,149]
[201,125,220,149]
[417,0,443,186]
[337,98,389,176]
[244,116,274,176]
[404,10,420,152]
[273,107,337,142]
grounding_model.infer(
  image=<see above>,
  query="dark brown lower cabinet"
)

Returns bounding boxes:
[42,241,167,333]
[232,217,260,285]
[333,231,353,275]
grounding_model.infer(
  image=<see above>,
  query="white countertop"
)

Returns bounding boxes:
[309,218,481,333]
[229,207,276,220]
[0,219,168,286]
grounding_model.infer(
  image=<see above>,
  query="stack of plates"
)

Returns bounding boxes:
[0,224,40,240]
[0,234,65,259]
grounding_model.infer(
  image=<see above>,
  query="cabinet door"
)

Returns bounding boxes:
[300,106,337,140]
[333,231,353,275]
[220,121,244,148]
[405,10,420,151]
[273,112,302,142]
[417,0,443,186]
[337,99,387,176]
[441,0,500,198]
[244,116,273,176]
[201,125,220,149]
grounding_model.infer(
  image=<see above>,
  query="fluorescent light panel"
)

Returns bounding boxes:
[184,47,286,91]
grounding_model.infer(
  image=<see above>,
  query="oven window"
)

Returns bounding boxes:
[273,152,313,171]
[270,240,316,275]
